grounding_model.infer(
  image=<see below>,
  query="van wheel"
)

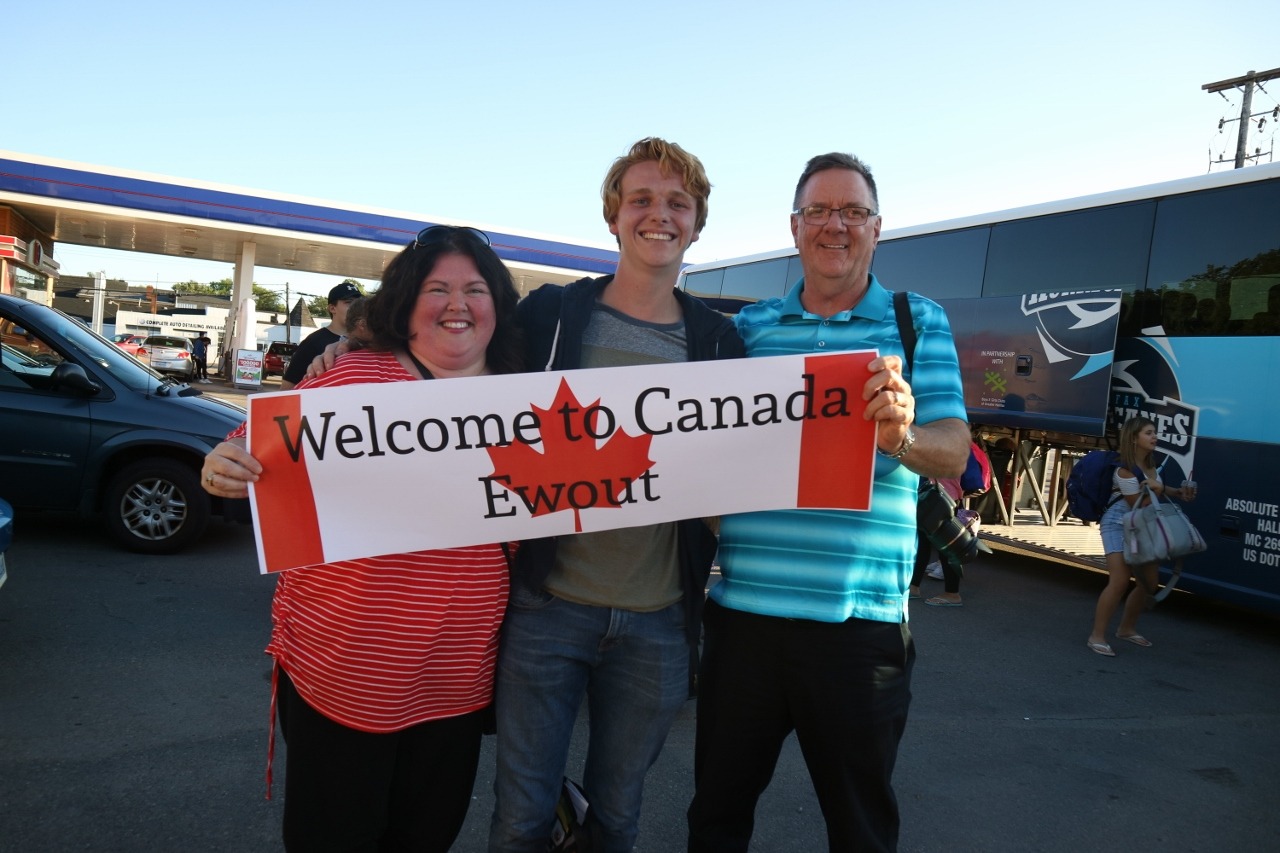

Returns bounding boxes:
[103,459,210,554]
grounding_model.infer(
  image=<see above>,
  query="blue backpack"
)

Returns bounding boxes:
[1065,450,1123,522]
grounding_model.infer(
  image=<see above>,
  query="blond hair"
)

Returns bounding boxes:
[601,137,711,233]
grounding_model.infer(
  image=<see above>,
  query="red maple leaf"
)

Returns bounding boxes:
[486,378,655,532]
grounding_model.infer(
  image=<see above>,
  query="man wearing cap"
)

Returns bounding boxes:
[281,281,363,391]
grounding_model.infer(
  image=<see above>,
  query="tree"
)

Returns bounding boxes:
[253,285,284,313]
[173,280,216,295]
[173,278,282,311]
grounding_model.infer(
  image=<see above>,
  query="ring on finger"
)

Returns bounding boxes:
[207,471,215,485]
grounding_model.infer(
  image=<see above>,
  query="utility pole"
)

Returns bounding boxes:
[1203,67,1280,169]
[284,281,291,343]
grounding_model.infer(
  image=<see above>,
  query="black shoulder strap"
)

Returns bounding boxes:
[892,291,916,374]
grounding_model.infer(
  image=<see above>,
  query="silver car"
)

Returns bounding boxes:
[140,335,195,379]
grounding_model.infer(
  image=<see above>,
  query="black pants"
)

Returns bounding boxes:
[277,668,485,852]
[909,529,962,594]
[688,601,914,853]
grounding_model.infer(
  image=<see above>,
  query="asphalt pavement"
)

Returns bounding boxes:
[197,370,281,408]
[2,500,1279,851]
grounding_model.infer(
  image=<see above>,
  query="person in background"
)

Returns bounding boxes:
[1086,415,1197,656]
[191,332,211,383]
[201,226,522,852]
[281,280,363,390]
[343,296,373,348]
[1247,283,1280,335]
[909,475,965,606]
[687,152,969,853]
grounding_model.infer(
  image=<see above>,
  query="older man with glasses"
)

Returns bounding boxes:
[687,153,971,853]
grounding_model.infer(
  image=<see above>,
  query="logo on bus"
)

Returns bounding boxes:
[1110,338,1199,479]
[1020,290,1123,380]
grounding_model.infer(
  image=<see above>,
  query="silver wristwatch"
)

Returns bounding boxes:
[879,427,916,460]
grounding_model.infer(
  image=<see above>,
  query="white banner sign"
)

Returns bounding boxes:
[247,351,879,573]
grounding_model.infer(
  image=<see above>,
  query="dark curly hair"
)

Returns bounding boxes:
[364,227,525,375]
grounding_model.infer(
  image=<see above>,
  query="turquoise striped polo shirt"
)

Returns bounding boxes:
[711,275,967,624]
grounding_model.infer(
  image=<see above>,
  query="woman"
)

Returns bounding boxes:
[203,226,523,851]
[1086,416,1196,656]
[909,476,965,606]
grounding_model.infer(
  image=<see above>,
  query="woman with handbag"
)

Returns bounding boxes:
[1086,416,1197,656]
[910,476,967,606]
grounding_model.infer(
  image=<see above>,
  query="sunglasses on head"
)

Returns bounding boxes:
[413,225,492,249]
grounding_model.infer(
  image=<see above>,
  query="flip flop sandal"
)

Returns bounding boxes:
[1087,641,1116,657]
[925,597,963,607]
[1117,634,1152,647]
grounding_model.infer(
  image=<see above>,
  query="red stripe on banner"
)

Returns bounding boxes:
[250,394,325,573]
[797,352,878,510]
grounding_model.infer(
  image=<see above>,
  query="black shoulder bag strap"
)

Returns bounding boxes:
[892,291,916,375]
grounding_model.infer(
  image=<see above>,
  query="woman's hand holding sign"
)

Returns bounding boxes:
[202,438,259,499]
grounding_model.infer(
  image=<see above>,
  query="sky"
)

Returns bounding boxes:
[22,0,1280,300]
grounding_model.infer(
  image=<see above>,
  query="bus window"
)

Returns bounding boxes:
[871,227,989,300]
[683,268,724,301]
[1147,179,1280,336]
[722,258,792,304]
[785,256,804,295]
[983,202,1155,298]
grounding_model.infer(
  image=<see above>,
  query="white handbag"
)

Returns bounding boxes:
[1122,484,1207,602]
[1122,485,1207,564]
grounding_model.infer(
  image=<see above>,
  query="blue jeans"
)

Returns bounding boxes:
[489,588,689,853]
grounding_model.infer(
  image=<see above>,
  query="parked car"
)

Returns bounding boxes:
[139,335,195,380]
[263,341,299,377]
[0,497,11,593]
[0,295,247,554]
[111,333,147,357]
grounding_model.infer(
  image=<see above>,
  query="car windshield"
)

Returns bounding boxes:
[30,308,174,392]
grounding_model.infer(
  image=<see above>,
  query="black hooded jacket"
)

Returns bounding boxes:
[513,275,746,690]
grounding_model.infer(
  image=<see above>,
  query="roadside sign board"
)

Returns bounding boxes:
[234,349,264,389]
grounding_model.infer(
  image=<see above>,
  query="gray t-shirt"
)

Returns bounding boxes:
[546,304,687,611]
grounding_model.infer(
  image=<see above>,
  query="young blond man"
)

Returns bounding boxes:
[488,138,744,853]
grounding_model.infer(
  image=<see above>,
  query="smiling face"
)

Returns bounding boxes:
[407,252,496,377]
[791,168,882,316]
[608,160,701,275]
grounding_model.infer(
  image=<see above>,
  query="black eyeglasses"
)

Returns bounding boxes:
[792,205,878,227]
[414,225,492,248]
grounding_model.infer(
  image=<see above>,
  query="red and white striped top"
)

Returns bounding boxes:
[230,350,510,732]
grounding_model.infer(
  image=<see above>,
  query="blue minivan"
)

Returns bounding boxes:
[0,293,247,554]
